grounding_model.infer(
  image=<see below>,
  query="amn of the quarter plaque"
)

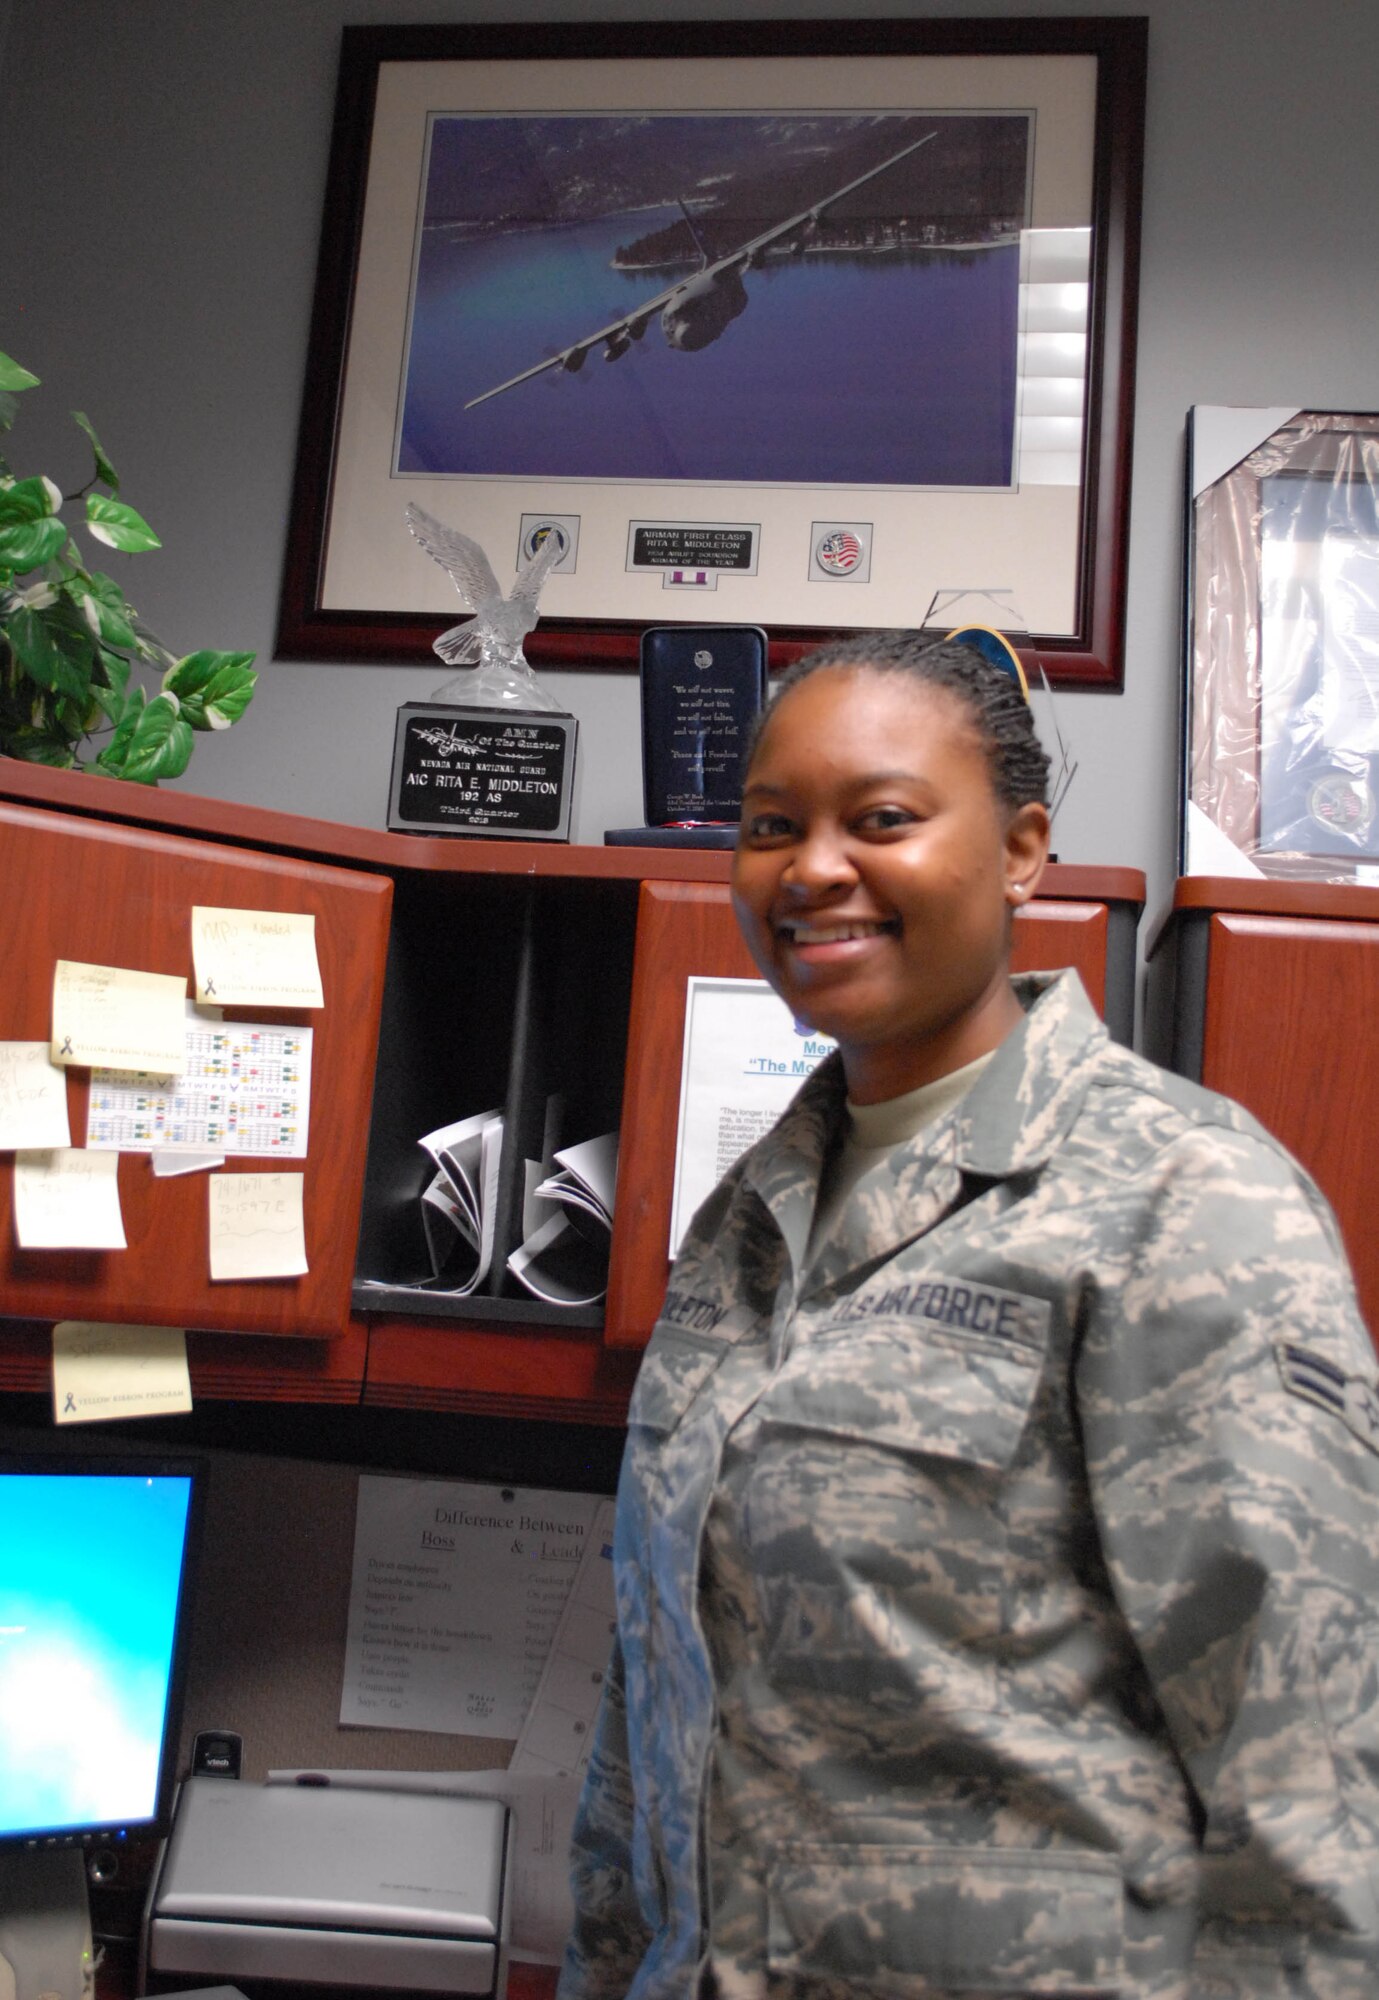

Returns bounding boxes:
[388,507,577,841]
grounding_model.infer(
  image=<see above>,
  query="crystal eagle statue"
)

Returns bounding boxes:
[405,502,564,712]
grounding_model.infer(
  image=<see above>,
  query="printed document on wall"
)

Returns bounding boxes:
[340,1475,598,1738]
[510,1496,617,1779]
[669,977,835,1256]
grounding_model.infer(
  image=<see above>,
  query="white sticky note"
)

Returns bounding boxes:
[52,1321,192,1425]
[0,1042,71,1149]
[51,959,187,1073]
[208,1172,308,1281]
[13,1148,126,1249]
[191,907,325,1008]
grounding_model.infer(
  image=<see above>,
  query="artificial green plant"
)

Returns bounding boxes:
[0,349,256,783]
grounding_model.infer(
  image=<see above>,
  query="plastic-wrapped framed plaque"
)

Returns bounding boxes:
[1183,407,1379,884]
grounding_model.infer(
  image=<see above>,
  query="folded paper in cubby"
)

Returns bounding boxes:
[416,1107,504,1296]
[508,1131,619,1307]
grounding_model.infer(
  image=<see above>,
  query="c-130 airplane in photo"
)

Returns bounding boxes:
[463,125,938,410]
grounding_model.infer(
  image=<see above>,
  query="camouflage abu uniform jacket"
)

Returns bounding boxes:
[559,972,1379,2000]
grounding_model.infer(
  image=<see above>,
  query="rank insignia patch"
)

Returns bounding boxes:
[1277,1341,1379,1455]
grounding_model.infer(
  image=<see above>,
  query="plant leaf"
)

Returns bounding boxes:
[89,682,125,727]
[161,648,244,697]
[96,646,133,698]
[71,411,119,493]
[5,728,76,768]
[0,516,67,569]
[0,352,40,393]
[89,648,133,725]
[94,685,146,774]
[72,572,138,650]
[6,602,95,700]
[160,714,196,780]
[0,474,63,524]
[201,659,257,730]
[112,690,184,783]
[165,650,256,729]
[85,494,161,553]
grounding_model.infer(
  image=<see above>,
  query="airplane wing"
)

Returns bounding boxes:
[463,124,939,411]
[720,126,938,271]
[462,290,684,410]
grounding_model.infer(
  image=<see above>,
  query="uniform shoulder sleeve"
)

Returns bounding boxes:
[558,1636,652,2000]
[1075,1119,1379,1992]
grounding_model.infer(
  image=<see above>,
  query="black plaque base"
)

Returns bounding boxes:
[604,825,739,849]
[388,702,577,841]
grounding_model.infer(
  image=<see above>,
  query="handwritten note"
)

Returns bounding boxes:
[52,1321,192,1425]
[51,959,187,1074]
[13,1148,125,1249]
[208,1171,307,1280]
[191,906,325,1008]
[340,1475,598,1738]
[0,1042,71,1149]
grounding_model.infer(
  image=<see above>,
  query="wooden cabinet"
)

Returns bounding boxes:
[0,762,1144,1422]
[0,799,392,1342]
[1148,876,1379,1345]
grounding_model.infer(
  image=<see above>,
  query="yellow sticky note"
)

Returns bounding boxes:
[0,1041,71,1149]
[208,1172,308,1281]
[52,1321,192,1425]
[51,959,187,1073]
[191,907,325,1008]
[13,1148,125,1250]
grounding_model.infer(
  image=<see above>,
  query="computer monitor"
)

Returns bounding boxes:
[0,1452,203,2000]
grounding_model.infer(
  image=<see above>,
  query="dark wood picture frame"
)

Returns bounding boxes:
[277,17,1146,688]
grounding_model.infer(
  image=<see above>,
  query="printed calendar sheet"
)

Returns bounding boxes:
[87,1019,312,1158]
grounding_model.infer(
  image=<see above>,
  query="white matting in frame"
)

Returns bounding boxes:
[320,48,1098,644]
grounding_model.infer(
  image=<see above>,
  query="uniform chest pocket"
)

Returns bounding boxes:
[737,1316,1051,1701]
[758,1311,1049,1473]
[767,1843,1124,1996]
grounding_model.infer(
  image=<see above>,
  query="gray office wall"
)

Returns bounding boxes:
[2,0,1376,940]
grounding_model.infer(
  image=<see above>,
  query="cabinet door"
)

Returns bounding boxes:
[0,803,391,1340]
[604,885,757,1348]
[1201,912,1379,1343]
[1011,898,1109,1013]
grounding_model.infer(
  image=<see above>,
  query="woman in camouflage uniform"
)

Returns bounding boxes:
[560,633,1379,2000]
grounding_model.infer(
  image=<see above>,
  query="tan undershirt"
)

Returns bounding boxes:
[805,1049,995,1265]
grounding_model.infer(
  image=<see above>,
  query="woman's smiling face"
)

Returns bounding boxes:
[731,665,1049,1103]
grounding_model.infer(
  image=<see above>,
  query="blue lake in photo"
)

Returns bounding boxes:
[397,210,1019,488]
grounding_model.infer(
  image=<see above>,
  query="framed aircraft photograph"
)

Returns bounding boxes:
[278,19,1145,687]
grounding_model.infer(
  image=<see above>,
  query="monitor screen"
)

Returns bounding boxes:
[0,1455,202,1848]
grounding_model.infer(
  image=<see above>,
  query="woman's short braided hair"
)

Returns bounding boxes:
[747,629,1051,813]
